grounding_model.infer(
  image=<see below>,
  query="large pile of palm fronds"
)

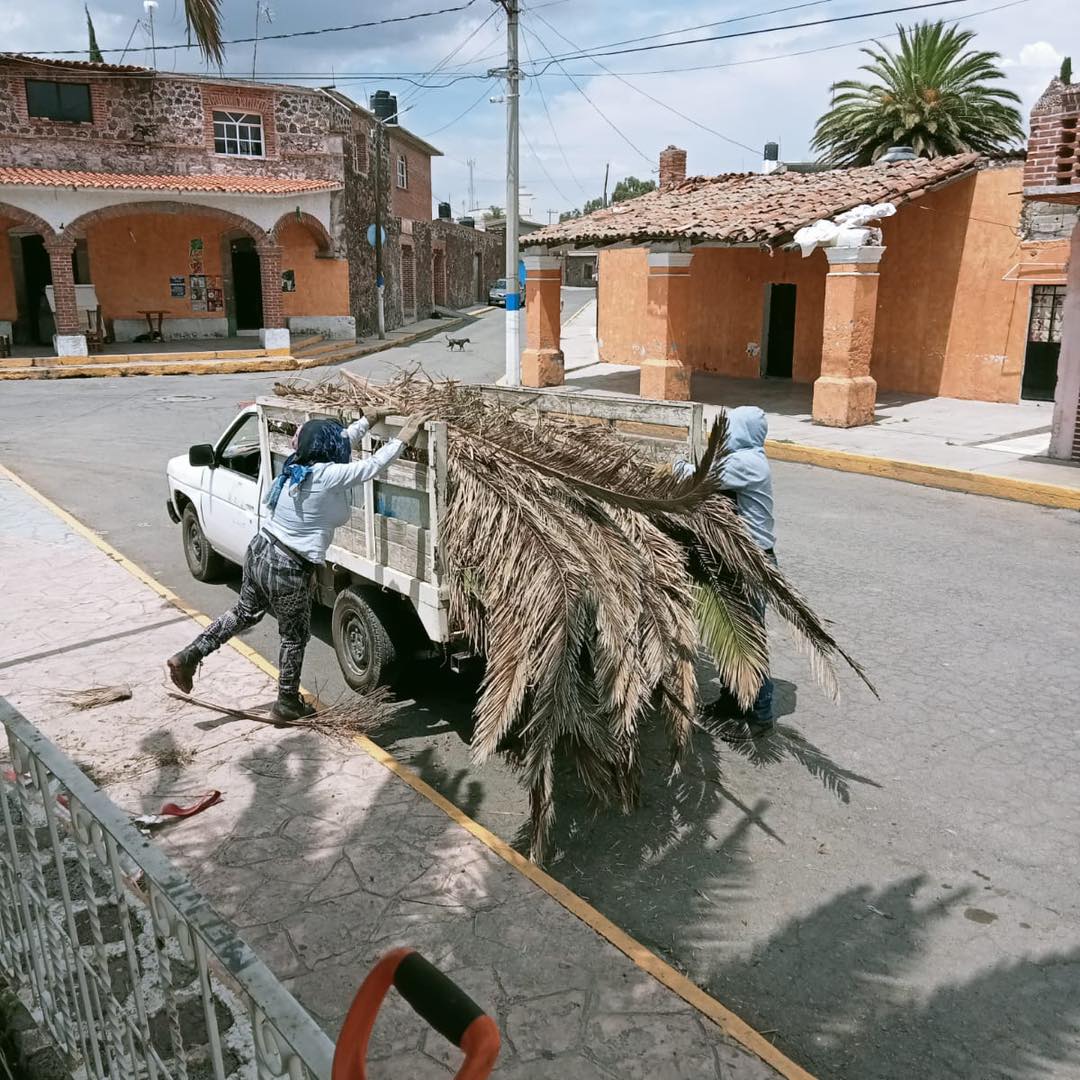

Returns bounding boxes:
[276,374,873,860]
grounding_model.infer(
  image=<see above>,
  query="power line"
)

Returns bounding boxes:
[421,77,498,136]
[14,0,482,56]
[529,13,758,156]
[520,19,589,198]
[521,123,572,203]
[398,5,499,110]
[518,30,653,168]
[525,0,982,68]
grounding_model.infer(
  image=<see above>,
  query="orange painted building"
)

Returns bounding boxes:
[526,148,1073,424]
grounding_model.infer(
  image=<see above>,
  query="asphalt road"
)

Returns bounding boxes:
[2,293,1079,1079]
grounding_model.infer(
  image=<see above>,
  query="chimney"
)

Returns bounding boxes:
[659,145,687,189]
[763,141,780,174]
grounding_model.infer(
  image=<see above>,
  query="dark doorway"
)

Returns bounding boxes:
[230,239,263,331]
[1022,284,1065,402]
[15,235,53,345]
[764,283,796,378]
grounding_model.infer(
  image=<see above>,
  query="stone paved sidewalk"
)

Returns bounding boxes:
[0,470,794,1080]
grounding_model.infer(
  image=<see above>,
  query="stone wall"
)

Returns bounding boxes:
[421,219,503,310]
[1020,198,1080,242]
[0,59,343,181]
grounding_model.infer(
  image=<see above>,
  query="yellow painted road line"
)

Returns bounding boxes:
[0,460,814,1080]
[766,439,1080,512]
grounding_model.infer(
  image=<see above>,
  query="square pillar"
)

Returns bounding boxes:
[812,246,884,427]
[1049,222,1080,461]
[256,239,289,352]
[640,250,694,401]
[521,254,564,387]
[45,236,87,357]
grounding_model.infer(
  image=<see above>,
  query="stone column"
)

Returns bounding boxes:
[640,250,694,401]
[45,236,87,358]
[812,246,884,427]
[1049,221,1080,461]
[256,239,290,352]
[521,254,564,387]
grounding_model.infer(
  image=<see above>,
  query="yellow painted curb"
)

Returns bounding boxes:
[0,357,297,381]
[765,439,1080,512]
[0,461,813,1080]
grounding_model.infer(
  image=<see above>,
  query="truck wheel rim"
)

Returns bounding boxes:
[344,613,370,673]
[187,521,203,562]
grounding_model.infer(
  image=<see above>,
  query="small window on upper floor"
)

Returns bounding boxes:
[26,80,92,123]
[397,153,408,189]
[353,129,368,174]
[213,110,264,157]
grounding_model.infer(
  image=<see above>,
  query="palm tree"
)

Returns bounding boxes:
[812,21,1024,166]
[181,0,225,65]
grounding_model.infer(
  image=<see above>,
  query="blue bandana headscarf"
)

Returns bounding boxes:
[267,418,351,512]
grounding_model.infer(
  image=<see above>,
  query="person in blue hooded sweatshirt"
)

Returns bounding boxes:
[675,406,777,735]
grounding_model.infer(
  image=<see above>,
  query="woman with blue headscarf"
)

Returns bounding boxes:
[167,408,424,722]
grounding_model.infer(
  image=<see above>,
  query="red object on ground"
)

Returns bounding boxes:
[332,948,501,1080]
[133,791,222,827]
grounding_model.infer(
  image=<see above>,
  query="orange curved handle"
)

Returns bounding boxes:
[332,948,500,1080]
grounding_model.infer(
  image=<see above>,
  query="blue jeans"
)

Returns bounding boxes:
[749,550,778,725]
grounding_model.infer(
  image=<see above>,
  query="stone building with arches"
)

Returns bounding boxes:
[0,54,486,358]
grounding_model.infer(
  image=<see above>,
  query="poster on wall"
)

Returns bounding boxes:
[189,238,204,275]
[281,269,296,293]
[169,276,186,298]
[206,287,222,313]
[190,274,207,312]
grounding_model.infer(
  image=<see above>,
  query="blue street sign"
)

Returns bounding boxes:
[366,225,387,247]
[518,259,526,290]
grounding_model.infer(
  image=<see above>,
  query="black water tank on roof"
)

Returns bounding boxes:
[438,201,452,219]
[764,141,779,162]
[460,216,475,229]
[370,90,399,125]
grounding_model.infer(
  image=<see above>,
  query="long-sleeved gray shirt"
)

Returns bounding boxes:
[262,417,404,564]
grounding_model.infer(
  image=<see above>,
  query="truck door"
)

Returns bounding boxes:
[202,411,263,563]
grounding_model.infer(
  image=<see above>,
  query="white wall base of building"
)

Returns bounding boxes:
[111,317,230,342]
[287,315,356,340]
[260,327,291,352]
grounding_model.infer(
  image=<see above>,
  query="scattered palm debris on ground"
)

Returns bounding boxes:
[149,745,196,769]
[275,373,875,861]
[165,686,399,739]
[53,684,132,710]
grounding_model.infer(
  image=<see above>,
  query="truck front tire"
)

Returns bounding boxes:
[331,587,397,692]
[181,504,225,582]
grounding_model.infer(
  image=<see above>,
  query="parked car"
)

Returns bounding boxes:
[487,279,526,306]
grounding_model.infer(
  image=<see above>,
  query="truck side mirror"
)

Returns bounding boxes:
[189,443,216,468]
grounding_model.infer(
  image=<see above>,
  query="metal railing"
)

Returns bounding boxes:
[0,698,334,1080]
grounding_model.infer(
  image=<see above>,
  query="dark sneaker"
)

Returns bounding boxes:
[166,648,201,694]
[270,695,316,724]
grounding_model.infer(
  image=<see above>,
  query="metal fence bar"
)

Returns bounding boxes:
[0,697,335,1080]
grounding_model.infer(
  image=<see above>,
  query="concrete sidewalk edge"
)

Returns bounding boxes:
[766,439,1080,511]
[295,315,473,371]
[0,459,816,1080]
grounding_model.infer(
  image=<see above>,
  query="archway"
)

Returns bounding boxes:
[0,202,59,346]
[270,210,334,256]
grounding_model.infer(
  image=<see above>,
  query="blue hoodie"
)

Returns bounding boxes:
[675,406,775,551]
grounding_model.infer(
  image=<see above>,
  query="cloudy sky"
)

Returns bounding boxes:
[4,0,1077,220]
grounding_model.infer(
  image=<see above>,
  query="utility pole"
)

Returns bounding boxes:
[602,162,610,208]
[547,209,558,225]
[499,0,521,385]
[373,123,385,339]
[467,158,477,213]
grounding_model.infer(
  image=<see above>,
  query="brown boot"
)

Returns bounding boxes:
[167,647,201,694]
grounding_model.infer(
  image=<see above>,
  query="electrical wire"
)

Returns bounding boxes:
[525,0,984,68]
[398,5,499,110]
[521,123,573,203]
[528,14,759,156]
[520,19,589,198]
[14,0,482,56]
[421,77,498,137]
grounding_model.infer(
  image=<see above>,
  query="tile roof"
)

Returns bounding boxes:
[2,53,152,74]
[0,167,341,195]
[530,154,985,248]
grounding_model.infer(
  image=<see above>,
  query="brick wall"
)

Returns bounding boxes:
[388,132,433,222]
[1024,78,1080,190]
[659,146,687,189]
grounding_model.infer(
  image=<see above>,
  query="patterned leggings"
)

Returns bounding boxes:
[191,533,314,698]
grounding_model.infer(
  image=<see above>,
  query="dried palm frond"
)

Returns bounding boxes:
[54,685,132,710]
[275,376,874,861]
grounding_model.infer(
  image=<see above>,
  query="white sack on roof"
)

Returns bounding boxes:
[793,202,896,257]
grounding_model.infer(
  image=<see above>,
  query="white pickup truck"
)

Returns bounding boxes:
[166,388,704,692]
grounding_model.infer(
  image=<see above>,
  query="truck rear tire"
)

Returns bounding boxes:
[332,587,397,692]
[182,504,225,582]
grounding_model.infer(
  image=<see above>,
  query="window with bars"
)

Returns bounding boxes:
[397,153,408,189]
[352,128,368,174]
[213,111,264,157]
[1028,285,1066,344]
